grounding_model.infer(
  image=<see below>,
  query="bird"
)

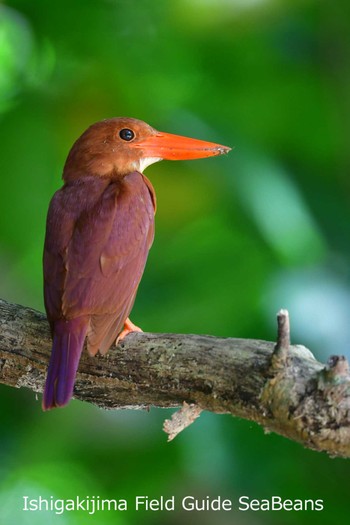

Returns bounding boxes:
[42,117,231,410]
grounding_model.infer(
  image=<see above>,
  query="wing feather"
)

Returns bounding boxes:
[43,172,155,352]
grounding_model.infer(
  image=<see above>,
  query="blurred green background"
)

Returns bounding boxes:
[1,0,350,523]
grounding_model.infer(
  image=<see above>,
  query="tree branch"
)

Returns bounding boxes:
[1,298,350,457]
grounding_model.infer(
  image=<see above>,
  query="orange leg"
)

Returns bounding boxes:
[116,318,143,344]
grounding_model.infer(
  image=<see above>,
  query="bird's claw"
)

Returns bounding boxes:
[116,318,143,344]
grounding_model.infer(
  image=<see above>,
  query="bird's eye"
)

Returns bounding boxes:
[119,128,135,141]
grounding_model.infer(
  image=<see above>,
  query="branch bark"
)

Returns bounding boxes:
[1,298,350,457]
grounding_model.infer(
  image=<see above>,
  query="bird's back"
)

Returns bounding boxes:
[44,172,155,348]
[42,171,155,408]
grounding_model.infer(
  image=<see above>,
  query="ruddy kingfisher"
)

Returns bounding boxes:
[42,117,231,410]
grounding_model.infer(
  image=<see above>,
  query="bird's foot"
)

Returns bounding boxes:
[116,318,143,344]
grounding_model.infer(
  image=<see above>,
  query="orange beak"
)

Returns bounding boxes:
[131,131,231,160]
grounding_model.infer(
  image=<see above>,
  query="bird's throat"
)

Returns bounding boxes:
[132,157,162,174]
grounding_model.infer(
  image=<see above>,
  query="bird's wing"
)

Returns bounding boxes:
[44,173,155,352]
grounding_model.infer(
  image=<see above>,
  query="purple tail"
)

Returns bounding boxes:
[42,318,88,410]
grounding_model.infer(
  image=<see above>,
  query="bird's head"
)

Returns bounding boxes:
[63,117,231,181]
